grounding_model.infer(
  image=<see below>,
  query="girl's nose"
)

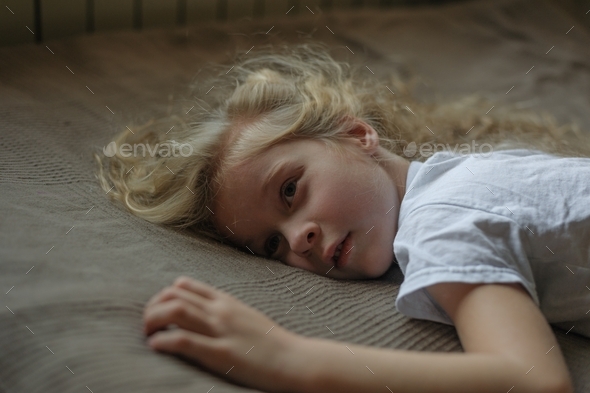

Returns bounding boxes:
[287,222,318,257]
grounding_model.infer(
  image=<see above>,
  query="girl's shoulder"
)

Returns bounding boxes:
[416,148,590,175]
[402,147,590,222]
[423,148,548,163]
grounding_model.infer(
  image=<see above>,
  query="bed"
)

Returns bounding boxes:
[1,0,590,391]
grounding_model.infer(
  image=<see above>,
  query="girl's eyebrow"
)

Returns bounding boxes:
[244,237,255,251]
[245,235,272,258]
[263,160,287,193]
[244,236,267,257]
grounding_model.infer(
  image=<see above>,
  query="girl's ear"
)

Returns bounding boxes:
[345,116,380,156]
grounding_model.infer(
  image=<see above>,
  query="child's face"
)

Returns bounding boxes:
[212,127,407,280]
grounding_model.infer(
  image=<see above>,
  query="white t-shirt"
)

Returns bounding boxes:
[393,149,590,338]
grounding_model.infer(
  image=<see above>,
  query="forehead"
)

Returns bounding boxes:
[221,137,323,191]
[211,138,322,241]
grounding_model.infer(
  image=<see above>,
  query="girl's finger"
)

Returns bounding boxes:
[144,299,215,337]
[148,329,226,370]
[173,276,219,300]
[146,285,207,310]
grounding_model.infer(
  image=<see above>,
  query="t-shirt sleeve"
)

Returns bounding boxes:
[393,204,540,326]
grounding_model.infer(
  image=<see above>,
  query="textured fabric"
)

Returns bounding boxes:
[394,150,590,338]
[1,0,590,392]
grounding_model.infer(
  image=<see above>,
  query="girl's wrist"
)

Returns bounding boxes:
[274,331,318,393]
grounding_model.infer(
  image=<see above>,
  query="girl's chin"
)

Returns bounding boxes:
[365,260,394,278]
[343,266,388,280]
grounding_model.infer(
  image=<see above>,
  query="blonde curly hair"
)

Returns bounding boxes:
[93,42,589,249]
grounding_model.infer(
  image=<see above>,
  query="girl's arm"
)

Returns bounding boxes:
[287,282,573,393]
[143,278,573,393]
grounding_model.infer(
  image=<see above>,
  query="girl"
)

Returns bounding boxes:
[94,43,590,393]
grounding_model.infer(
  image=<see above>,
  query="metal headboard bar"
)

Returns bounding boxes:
[20,0,465,43]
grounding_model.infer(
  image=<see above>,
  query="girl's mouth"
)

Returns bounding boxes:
[333,232,352,268]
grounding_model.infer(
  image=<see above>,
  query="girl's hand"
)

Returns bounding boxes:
[143,276,302,392]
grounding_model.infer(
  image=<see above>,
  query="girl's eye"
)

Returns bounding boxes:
[265,180,298,258]
[282,180,297,205]
[266,235,281,258]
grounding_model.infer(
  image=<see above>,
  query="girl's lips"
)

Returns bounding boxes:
[335,232,352,268]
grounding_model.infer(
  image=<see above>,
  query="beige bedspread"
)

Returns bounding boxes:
[1,0,590,391]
